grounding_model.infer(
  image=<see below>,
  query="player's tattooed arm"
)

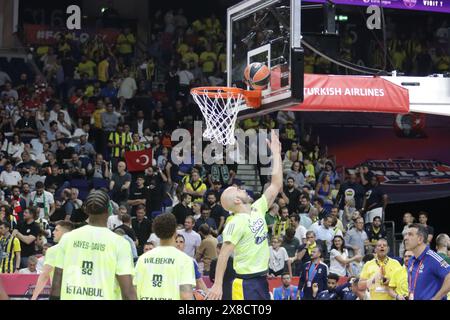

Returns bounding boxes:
[50,267,63,300]
[180,284,194,300]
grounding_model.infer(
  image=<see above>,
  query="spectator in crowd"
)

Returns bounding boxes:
[387,250,412,300]
[172,193,193,225]
[314,272,339,300]
[265,203,279,239]
[114,228,138,262]
[175,233,208,293]
[418,211,434,244]
[273,272,298,300]
[109,161,131,205]
[13,208,40,267]
[131,205,152,255]
[18,255,39,274]
[142,242,155,254]
[107,205,126,230]
[178,215,201,258]
[194,205,217,234]
[359,239,402,300]
[298,195,318,229]
[365,216,387,254]
[114,213,137,245]
[335,173,365,216]
[29,181,55,219]
[0,221,21,273]
[273,207,291,238]
[310,214,343,252]
[362,176,388,223]
[127,175,148,217]
[205,192,228,235]
[435,233,450,264]
[345,217,368,258]
[298,247,328,300]
[283,177,301,214]
[399,212,415,257]
[269,236,291,277]
[0,161,22,189]
[289,214,307,245]
[329,235,361,277]
[196,223,218,276]
[183,171,207,201]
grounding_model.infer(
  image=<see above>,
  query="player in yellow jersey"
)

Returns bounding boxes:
[208,130,283,300]
[50,190,136,300]
[134,213,195,300]
[31,221,74,300]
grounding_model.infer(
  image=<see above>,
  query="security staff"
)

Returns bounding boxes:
[298,247,328,300]
[404,223,450,300]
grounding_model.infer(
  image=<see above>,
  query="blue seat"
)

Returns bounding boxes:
[92,178,109,190]
[70,179,89,189]
[151,211,162,219]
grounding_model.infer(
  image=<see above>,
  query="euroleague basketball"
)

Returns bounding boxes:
[244,62,270,90]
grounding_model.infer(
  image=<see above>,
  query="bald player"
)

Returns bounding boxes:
[208,130,283,300]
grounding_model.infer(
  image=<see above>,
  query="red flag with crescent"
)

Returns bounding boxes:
[124,148,153,172]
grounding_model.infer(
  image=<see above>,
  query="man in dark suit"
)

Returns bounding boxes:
[131,110,151,138]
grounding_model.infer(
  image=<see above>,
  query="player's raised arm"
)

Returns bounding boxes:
[264,130,283,207]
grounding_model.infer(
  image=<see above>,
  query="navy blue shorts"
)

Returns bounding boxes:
[232,276,270,300]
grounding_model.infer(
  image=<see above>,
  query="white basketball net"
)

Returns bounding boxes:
[191,88,245,145]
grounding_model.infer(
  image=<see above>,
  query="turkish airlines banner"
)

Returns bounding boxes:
[287,74,410,114]
[23,24,120,45]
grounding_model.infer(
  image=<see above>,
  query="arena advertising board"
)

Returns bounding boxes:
[305,0,450,14]
[23,24,120,45]
[318,123,450,203]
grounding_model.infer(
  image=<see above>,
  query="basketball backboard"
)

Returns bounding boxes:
[227,0,304,120]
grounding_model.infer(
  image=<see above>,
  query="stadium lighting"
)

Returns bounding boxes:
[101,7,108,13]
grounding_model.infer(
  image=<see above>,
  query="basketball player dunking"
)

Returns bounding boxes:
[208,130,283,300]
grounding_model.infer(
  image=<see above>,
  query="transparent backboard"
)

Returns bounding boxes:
[227,0,303,119]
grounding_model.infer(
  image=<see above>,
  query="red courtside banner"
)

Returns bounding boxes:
[287,74,410,114]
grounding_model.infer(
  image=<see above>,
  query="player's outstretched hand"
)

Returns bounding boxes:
[266,129,281,155]
[206,283,222,300]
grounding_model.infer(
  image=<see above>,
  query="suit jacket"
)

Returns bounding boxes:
[131,119,151,136]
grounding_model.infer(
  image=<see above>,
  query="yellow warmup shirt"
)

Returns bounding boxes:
[388,266,409,297]
[134,246,195,300]
[360,257,402,300]
[43,243,60,282]
[54,225,134,300]
[223,195,270,276]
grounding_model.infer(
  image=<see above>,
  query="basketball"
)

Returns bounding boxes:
[244,62,270,90]
[193,290,207,300]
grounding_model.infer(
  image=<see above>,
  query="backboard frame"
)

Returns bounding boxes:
[227,0,304,120]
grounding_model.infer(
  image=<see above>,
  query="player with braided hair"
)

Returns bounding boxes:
[50,189,137,300]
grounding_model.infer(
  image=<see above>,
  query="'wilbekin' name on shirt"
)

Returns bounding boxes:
[73,240,106,251]
[144,257,175,264]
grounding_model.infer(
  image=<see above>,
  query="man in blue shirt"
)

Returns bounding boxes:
[404,223,450,300]
[298,247,328,300]
[273,272,298,300]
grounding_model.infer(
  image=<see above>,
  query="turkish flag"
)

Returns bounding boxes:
[124,148,153,172]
